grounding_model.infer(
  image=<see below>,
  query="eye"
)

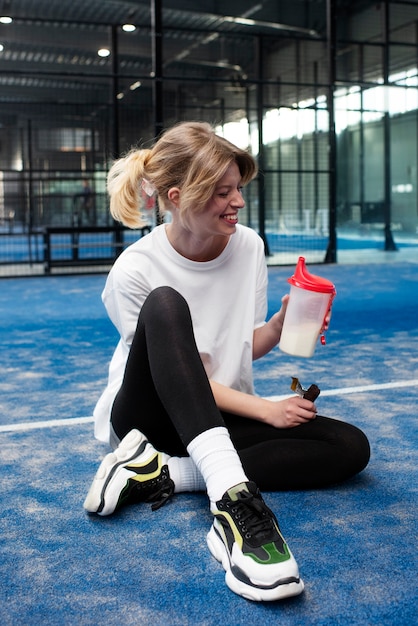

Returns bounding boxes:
[218,186,242,198]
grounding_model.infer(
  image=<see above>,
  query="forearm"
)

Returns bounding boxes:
[252,311,284,360]
[210,379,318,429]
[210,379,271,422]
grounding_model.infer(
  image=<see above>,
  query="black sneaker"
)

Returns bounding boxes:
[83,429,174,515]
[207,481,304,601]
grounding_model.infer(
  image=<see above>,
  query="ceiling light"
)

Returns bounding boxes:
[222,15,319,38]
[129,81,141,90]
[0,44,3,52]
[122,24,136,32]
[0,16,12,24]
[98,48,110,58]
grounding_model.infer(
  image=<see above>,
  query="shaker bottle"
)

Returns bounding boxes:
[279,256,336,358]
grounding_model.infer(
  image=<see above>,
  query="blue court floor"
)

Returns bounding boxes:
[0,259,417,625]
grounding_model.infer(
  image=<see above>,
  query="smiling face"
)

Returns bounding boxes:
[166,160,248,261]
[188,161,245,239]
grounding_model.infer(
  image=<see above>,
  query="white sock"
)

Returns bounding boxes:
[186,426,249,504]
[167,456,206,493]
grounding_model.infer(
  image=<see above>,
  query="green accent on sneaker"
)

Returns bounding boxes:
[245,540,291,565]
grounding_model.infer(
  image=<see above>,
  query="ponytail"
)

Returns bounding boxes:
[107,149,151,228]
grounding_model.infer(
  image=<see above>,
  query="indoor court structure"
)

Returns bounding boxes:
[0,1,417,625]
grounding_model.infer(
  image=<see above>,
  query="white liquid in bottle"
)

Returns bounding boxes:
[279,323,320,358]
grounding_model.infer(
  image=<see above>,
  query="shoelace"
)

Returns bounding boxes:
[135,466,175,511]
[148,479,175,511]
[228,490,277,541]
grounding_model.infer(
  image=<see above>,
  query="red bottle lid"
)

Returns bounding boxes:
[288,257,336,294]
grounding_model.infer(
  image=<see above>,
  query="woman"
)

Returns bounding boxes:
[84,121,370,602]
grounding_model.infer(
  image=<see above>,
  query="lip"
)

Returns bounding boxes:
[221,213,238,223]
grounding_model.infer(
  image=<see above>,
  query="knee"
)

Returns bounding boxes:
[144,286,185,312]
[317,416,371,483]
[339,422,371,478]
[356,427,371,472]
[142,286,191,327]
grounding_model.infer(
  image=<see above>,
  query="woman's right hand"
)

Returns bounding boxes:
[261,395,317,429]
[210,379,318,430]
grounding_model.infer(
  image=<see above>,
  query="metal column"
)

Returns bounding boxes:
[325,0,337,263]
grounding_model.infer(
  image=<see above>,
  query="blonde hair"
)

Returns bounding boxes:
[107,121,258,228]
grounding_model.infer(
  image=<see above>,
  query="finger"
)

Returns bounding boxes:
[301,408,317,422]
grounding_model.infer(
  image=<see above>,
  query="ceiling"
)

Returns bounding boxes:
[0,0,408,129]
[0,0,370,31]
[0,0,378,84]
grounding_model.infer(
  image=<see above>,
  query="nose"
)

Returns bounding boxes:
[232,188,245,208]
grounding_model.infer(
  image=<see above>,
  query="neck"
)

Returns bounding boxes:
[165,224,229,262]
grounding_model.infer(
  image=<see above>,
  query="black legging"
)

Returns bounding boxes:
[111,286,370,490]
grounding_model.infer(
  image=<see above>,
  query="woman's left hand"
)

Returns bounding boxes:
[321,306,332,333]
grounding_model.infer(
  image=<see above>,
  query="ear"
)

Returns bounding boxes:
[167,187,181,208]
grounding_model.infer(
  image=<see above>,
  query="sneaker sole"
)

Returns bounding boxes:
[207,524,304,602]
[83,429,148,515]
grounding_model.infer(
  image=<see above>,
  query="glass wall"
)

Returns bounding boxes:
[334,1,418,256]
[0,1,417,275]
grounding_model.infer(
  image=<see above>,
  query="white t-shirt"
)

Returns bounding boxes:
[93,223,268,443]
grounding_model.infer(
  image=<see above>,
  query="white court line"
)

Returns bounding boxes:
[1,379,417,434]
[267,379,418,402]
[0,416,94,433]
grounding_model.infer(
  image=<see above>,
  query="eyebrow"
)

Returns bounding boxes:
[216,181,242,190]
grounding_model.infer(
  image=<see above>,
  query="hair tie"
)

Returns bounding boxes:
[142,178,156,197]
